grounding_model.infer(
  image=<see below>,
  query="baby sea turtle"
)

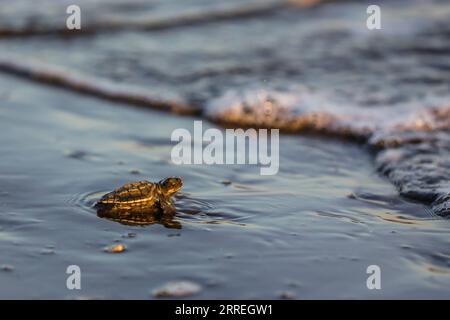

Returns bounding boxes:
[96,177,183,216]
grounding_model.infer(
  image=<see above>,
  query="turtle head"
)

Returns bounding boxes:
[158,177,183,197]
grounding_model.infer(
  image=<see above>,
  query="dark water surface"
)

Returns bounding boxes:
[0,0,450,298]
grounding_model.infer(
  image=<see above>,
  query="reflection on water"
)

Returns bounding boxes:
[96,205,182,229]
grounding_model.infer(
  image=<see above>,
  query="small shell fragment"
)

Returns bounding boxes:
[153,280,202,298]
[0,264,14,272]
[104,244,126,253]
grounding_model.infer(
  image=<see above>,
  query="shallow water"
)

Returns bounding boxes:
[1,74,449,299]
[0,0,450,299]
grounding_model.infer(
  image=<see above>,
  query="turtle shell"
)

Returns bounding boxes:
[97,180,159,208]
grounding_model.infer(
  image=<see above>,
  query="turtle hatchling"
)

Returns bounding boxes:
[96,177,183,215]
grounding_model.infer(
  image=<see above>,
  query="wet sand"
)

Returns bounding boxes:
[1,74,449,299]
[0,0,450,299]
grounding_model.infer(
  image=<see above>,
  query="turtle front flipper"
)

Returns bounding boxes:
[159,196,177,215]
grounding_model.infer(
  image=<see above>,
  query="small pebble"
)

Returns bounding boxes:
[104,244,126,253]
[279,291,296,300]
[205,279,221,287]
[40,249,55,255]
[66,150,89,160]
[0,264,14,272]
[122,232,137,239]
[287,281,302,288]
[167,233,181,237]
[153,281,202,298]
